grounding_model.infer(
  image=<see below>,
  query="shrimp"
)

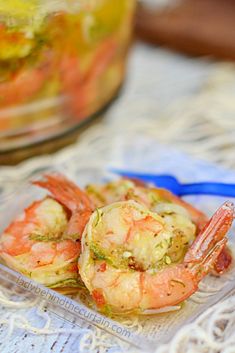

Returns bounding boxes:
[79,200,234,314]
[0,174,93,291]
[86,179,232,273]
[85,179,208,228]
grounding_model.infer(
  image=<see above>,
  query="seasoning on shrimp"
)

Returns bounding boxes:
[0,174,93,292]
[86,179,232,274]
[79,200,234,314]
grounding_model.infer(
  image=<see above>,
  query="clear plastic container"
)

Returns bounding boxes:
[0,0,136,153]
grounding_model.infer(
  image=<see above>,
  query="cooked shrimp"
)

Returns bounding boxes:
[86,179,232,273]
[0,174,93,291]
[79,200,234,314]
[86,179,208,229]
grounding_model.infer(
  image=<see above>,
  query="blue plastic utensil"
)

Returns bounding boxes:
[111,169,235,197]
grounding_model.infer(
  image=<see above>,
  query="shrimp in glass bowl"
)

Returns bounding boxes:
[79,200,234,314]
[86,178,232,274]
[0,174,93,292]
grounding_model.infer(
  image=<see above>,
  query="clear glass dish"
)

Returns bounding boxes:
[0,0,135,153]
[0,163,235,351]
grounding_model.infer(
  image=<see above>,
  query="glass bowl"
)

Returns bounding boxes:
[0,0,136,156]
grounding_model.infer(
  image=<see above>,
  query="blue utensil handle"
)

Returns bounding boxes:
[182,182,235,197]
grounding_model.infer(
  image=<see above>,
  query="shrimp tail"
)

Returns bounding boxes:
[214,247,232,274]
[184,201,234,280]
[33,174,94,213]
[66,210,92,237]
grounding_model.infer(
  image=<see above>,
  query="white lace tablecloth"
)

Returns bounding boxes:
[1,44,235,353]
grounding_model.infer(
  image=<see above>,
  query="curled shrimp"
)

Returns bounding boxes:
[0,174,93,291]
[86,179,232,273]
[79,200,234,314]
